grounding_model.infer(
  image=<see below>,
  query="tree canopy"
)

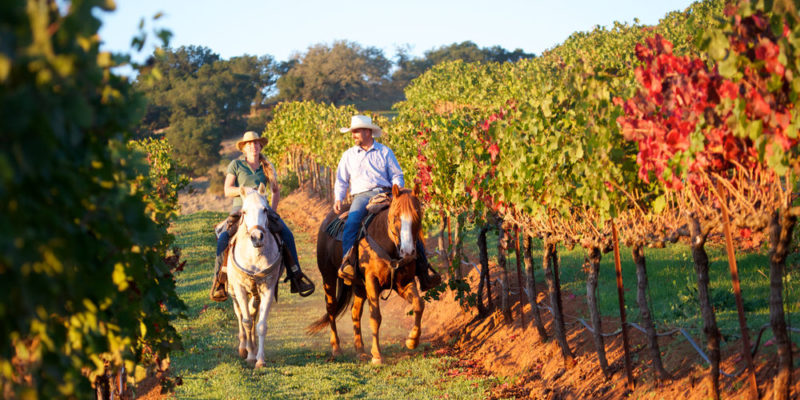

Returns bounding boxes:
[275,40,392,107]
[135,46,278,174]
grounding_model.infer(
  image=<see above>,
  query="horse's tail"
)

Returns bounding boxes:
[307,278,352,335]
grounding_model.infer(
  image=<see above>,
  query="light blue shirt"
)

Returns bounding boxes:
[334,142,404,201]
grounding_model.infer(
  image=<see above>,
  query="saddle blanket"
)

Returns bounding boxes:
[324,193,391,241]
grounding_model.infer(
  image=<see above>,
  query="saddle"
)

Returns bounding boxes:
[213,211,286,300]
[324,193,392,241]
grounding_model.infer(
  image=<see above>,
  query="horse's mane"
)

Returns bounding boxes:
[389,190,419,221]
[386,190,422,245]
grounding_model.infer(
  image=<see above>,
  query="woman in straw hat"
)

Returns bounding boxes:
[210,131,314,301]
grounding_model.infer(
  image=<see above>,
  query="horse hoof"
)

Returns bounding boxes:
[246,358,256,366]
[405,339,419,350]
[238,348,248,359]
[357,352,370,362]
[371,357,384,365]
[255,360,266,368]
[331,348,342,357]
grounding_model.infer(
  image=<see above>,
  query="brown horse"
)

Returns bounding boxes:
[308,184,425,364]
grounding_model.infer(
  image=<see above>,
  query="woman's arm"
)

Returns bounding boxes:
[223,174,239,198]
[264,158,280,209]
[271,186,280,210]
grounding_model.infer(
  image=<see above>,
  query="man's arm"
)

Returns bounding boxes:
[385,147,405,188]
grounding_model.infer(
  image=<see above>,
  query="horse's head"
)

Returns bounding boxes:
[239,183,270,248]
[387,184,422,258]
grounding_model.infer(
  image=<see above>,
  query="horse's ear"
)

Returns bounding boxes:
[412,183,420,197]
[257,182,267,196]
[392,184,400,198]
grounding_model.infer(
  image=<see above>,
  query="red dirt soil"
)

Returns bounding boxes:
[278,185,799,400]
[141,184,798,399]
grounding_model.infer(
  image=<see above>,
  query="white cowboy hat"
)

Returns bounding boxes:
[339,115,383,138]
[236,131,269,151]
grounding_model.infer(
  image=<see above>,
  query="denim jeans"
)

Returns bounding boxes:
[341,189,382,259]
[216,217,300,267]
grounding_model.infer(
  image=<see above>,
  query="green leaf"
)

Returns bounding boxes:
[717,54,738,79]
[653,195,666,214]
[707,31,729,61]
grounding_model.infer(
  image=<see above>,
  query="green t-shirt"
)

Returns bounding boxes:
[227,158,273,212]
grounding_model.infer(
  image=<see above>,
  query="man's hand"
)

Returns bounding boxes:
[334,200,343,214]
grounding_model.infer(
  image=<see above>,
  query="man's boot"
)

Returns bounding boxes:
[416,252,442,291]
[337,247,358,285]
[285,264,315,297]
[209,254,228,302]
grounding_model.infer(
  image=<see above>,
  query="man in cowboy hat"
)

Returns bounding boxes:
[210,131,314,301]
[334,115,441,290]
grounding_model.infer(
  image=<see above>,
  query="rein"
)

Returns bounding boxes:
[365,231,415,301]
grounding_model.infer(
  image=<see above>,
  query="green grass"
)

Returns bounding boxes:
[167,212,496,399]
[443,222,800,343]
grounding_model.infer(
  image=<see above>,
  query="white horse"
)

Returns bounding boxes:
[227,183,283,368]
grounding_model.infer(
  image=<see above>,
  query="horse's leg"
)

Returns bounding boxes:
[244,293,258,364]
[254,278,277,368]
[351,293,367,359]
[364,277,383,364]
[230,283,250,359]
[398,282,424,350]
[323,279,342,357]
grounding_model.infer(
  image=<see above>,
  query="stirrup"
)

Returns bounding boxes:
[291,272,315,297]
[338,263,355,286]
[210,283,228,302]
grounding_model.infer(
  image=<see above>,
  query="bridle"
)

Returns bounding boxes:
[365,200,419,300]
[239,197,270,241]
[231,197,276,281]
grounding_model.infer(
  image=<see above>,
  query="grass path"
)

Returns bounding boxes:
[168,212,496,399]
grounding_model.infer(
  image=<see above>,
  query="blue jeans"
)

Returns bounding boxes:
[341,189,382,259]
[217,218,300,267]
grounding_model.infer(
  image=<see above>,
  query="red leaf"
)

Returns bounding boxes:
[754,38,779,61]
[488,143,500,163]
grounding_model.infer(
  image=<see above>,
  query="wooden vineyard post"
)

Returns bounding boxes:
[585,246,610,378]
[612,220,635,389]
[514,226,527,329]
[524,236,548,339]
[543,236,574,365]
[330,167,335,203]
[477,225,491,315]
[498,226,513,323]
[717,183,759,400]
[631,242,671,381]
[452,215,463,281]
[688,214,721,400]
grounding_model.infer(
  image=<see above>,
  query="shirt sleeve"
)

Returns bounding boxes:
[226,160,239,179]
[334,151,350,202]
[385,147,405,188]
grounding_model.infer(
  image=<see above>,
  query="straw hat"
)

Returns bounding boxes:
[236,131,268,151]
[339,115,383,138]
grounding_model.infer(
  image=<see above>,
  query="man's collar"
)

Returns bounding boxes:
[357,142,378,153]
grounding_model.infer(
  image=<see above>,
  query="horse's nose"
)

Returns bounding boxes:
[399,243,415,258]
[251,231,264,246]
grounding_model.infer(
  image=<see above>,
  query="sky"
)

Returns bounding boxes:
[96,0,698,64]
